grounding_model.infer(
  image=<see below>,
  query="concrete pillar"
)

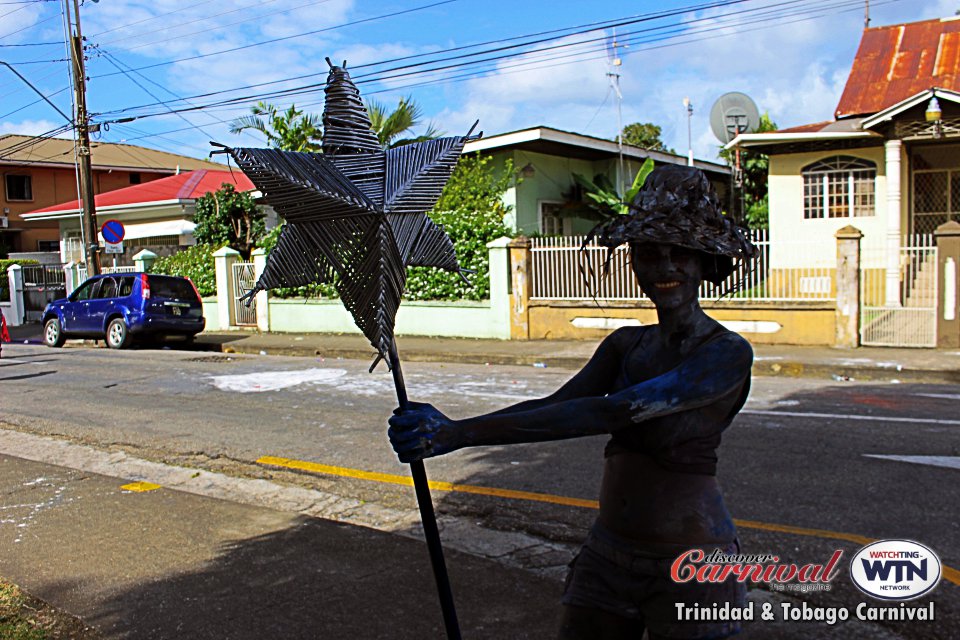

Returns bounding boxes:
[6,264,24,326]
[251,247,270,332]
[63,262,79,296]
[486,236,512,340]
[133,249,158,273]
[507,236,532,339]
[935,221,960,348]
[213,246,240,330]
[834,225,863,348]
[884,139,903,307]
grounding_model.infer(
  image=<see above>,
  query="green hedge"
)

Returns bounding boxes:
[151,245,217,296]
[0,259,40,300]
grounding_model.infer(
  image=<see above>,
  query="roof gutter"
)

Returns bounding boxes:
[724,131,878,150]
[22,198,192,221]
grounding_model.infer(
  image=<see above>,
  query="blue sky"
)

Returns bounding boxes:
[0,0,943,163]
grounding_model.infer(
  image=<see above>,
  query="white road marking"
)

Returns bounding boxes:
[740,409,960,426]
[863,455,960,471]
[913,393,960,401]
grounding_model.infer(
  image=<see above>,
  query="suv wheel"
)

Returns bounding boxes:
[106,318,132,349]
[44,318,66,348]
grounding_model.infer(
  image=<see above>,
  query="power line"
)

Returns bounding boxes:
[99,0,866,121]
[88,0,461,80]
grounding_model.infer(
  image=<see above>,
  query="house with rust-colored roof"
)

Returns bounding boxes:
[0,134,228,256]
[726,16,960,348]
[21,169,268,265]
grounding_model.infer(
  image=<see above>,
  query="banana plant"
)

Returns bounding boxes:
[572,157,655,219]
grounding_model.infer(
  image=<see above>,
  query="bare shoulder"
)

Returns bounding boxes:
[704,328,754,366]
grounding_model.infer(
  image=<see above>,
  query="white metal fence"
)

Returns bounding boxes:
[529,230,834,302]
[232,261,257,326]
[102,266,137,274]
[860,235,938,347]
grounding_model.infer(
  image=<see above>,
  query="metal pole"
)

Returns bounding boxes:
[67,0,99,275]
[387,341,461,640]
[683,97,693,167]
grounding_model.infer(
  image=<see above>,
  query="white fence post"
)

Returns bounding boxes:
[486,236,512,339]
[213,246,240,329]
[133,249,158,273]
[63,262,78,295]
[252,248,270,332]
[7,264,24,326]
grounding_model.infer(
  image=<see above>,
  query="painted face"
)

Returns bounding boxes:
[629,243,705,308]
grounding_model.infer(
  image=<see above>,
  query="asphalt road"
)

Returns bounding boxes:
[1,341,958,637]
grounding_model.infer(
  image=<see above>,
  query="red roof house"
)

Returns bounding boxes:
[22,170,263,264]
[725,15,960,347]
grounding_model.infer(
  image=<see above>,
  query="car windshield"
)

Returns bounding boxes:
[148,275,196,301]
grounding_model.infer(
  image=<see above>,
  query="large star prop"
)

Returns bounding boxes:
[215,59,479,361]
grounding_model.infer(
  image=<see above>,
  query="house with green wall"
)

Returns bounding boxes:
[461,126,731,236]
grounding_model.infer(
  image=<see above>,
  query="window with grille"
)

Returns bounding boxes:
[539,201,565,235]
[802,156,876,219]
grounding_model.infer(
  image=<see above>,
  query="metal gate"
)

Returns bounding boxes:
[21,265,66,323]
[232,262,257,326]
[860,237,938,347]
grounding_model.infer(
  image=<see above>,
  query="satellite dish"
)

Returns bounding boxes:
[710,92,760,143]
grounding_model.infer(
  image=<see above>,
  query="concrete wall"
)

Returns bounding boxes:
[524,300,836,345]
[768,146,893,267]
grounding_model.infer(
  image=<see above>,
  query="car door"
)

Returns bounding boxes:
[62,278,99,333]
[83,276,118,333]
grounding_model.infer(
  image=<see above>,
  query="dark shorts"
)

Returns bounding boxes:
[561,523,747,639]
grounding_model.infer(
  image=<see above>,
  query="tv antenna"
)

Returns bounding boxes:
[606,29,626,193]
[710,91,760,222]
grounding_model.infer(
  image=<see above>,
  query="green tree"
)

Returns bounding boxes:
[719,112,778,229]
[620,122,674,153]
[366,96,442,149]
[193,183,266,258]
[404,153,514,300]
[229,101,322,151]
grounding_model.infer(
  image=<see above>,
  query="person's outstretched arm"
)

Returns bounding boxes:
[389,332,752,462]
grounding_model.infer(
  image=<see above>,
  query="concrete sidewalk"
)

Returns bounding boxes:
[0,453,560,639]
[7,322,960,383]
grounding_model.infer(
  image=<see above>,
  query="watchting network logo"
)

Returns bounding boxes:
[849,540,942,601]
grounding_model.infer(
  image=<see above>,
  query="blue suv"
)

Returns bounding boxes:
[42,273,206,349]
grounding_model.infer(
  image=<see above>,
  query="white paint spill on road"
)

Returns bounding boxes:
[863,455,960,471]
[211,368,347,393]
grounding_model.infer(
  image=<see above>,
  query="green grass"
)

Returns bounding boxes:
[0,578,98,640]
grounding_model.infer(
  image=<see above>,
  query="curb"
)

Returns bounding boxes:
[217,343,960,384]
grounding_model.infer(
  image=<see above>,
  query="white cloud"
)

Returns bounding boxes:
[0,119,64,137]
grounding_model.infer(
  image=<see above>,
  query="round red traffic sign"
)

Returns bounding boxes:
[101,219,125,244]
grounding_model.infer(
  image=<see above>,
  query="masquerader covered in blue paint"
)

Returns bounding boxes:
[389,165,758,639]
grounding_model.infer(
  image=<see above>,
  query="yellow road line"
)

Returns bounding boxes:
[257,456,598,508]
[120,481,161,493]
[257,455,959,586]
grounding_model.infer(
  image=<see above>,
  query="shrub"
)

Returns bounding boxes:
[257,153,514,301]
[151,245,217,296]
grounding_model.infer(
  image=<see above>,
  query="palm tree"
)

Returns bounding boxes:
[229,102,322,152]
[366,96,443,149]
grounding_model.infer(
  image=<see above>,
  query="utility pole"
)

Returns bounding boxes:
[864,1,870,28]
[65,0,99,275]
[683,97,693,167]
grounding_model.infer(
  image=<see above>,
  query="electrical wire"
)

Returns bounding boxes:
[98,0,880,123]
[90,0,855,120]
[89,0,461,80]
